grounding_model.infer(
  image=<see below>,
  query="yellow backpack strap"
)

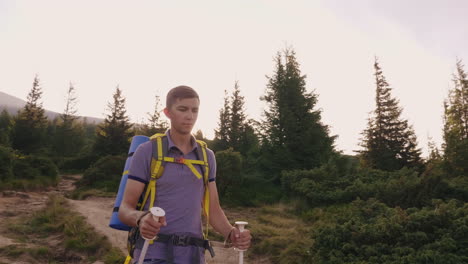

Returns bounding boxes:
[162,157,204,179]
[125,134,168,263]
[196,140,210,239]
[123,255,132,264]
[142,134,168,245]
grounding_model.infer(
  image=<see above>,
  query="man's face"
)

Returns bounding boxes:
[165,97,199,135]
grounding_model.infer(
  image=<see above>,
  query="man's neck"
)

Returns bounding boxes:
[169,129,192,154]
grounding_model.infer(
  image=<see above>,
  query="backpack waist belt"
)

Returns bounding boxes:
[135,233,215,264]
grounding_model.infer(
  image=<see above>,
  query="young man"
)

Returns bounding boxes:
[119,86,251,264]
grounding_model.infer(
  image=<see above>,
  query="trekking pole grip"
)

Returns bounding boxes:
[138,207,165,264]
[235,221,248,264]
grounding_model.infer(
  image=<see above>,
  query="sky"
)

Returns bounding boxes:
[0,0,467,156]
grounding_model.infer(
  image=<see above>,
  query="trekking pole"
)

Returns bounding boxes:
[235,221,248,264]
[138,207,166,264]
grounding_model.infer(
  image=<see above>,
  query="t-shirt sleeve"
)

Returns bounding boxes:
[206,148,216,182]
[128,141,152,184]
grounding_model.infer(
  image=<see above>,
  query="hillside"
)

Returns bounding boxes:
[0,91,103,123]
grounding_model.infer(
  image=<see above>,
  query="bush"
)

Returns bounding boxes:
[311,198,468,264]
[76,155,126,192]
[59,153,100,173]
[221,173,282,207]
[347,167,423,208]
[0,153,59,191]
[12,155,58,181]
[0,145,14,181]
[282,154,430,208]
[215,148,243,199]
[216,149,282,206]
[281,155,358,206]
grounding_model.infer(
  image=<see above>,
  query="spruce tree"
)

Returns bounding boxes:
[12,75,48,153]
[214,90,231,151]
[442,59,468,175]
[228,81,247,149]
[93,86,133,155]
[0,110,13,146]
[53,83,85,156]
[359,58,422,171]
[145,94,168,136]
[261,48,335,179]
[61,82,79,125]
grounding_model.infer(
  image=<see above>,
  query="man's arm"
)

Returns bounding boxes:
[208,181,251,249]
[118,180,166,238]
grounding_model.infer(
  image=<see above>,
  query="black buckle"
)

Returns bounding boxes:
[207,241,215,258]
[173,235,189,246]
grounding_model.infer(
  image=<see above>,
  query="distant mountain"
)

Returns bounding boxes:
[0,91,103,123]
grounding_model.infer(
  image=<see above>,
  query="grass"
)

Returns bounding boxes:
[0,177,59,192]
[215,202,357,263]
[206,204,314,264]
[1,194,125,264]
[68,187,116,200]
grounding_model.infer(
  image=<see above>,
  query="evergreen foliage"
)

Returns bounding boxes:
[214,81,259,155]
[53,82,85,156]
[359,58,422,171]
[228,81,247,149]
[143,94,168,136]
[261,48,335,180]
[215,148,243,199]
[214,89,231,151]
[93,86,133,155]
[443,59,468,175]
[0,145,14,181]
[0,109,13,146]
[312,199,468,264]
[76,155,126,192]
[12,75,48,154]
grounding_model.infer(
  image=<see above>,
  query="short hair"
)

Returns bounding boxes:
[166,85,199,109]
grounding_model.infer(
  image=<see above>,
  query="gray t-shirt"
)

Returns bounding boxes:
[128,132,216,263]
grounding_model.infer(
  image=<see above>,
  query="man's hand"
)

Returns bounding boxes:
[138,213,167,239]
[231,227,252,250]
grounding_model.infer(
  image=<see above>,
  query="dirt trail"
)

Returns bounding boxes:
[65,181,241,263]
[68,195,240,263]
[0,175,245,263]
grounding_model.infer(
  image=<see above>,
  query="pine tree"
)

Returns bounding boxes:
[442,59,468,175]
[53,83,85,156]
[0,110,13,146]
[194,129,205,140]
[359,58,422,171]
[93,86,133,155]
[144,94,168,135]
[214,90,231,151]
[261,48,335,179]
[12,75,48,153]
[228,81,248,151]
[61,82,79,125]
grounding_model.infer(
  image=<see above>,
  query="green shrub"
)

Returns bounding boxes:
[12,155,58,181]
[282,155,429,208]
[59,153,100,173]
[311,198,468,264]
[281,155,358,206]
[216,148,282,206]
[221,173,282,206]
[77,155,126,192]
[215,148,243,198]
[0,153,59,191]
[0,145,14,181]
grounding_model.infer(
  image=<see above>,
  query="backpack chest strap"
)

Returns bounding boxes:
[163,157,207,179]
